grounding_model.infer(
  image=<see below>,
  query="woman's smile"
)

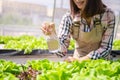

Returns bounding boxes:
[76,1,84,6]
[74,0,86,9]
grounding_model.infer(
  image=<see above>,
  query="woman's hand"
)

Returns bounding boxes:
[64,56,90,63]
[41,22,55,35]
[64,56,78,63]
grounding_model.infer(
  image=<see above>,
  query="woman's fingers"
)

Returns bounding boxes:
[41,22,51,35]
[64,56,76,63]
[40,27,48,35]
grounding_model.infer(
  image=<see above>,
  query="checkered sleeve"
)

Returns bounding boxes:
[58,12,72,53]
[87,9,115,59]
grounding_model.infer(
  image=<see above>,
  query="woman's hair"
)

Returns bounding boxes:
[70,0,107,18]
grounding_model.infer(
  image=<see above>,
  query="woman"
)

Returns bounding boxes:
[41,0,115,62]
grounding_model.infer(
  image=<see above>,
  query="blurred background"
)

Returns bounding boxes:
[0,0,120,39]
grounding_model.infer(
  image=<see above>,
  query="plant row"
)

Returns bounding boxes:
[0,35,119,54]
[0,59,120,80]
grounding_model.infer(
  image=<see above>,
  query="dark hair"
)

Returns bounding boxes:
[70,0,106,18]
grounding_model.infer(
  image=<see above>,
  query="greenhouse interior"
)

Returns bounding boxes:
[0,0,120,80]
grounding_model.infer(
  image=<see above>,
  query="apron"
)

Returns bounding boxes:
[71,16,105,59]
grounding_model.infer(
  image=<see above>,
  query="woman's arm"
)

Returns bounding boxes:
[87,9,116,59]
[58,12,73,55]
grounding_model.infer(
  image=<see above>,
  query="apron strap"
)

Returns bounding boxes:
[94,13,103,26]
[71,19,80,40]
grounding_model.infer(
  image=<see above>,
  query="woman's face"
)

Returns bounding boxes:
[73,0,87,10]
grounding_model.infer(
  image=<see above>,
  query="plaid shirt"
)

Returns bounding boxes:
[58,8,115,59]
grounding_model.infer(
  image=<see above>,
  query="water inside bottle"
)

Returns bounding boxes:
[47,38,59,53]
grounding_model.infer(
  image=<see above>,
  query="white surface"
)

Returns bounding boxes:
[0,44,4,49]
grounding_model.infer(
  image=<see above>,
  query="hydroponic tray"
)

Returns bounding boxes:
[0,49,74,56]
